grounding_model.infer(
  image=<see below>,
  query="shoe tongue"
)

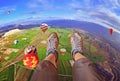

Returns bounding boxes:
[73,35,82,52]
[74,36,79,49]
[49,37,55,49]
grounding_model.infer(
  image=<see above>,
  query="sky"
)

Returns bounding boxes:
[1,0,120,33]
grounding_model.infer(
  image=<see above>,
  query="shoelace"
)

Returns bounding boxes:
[49,37,55,50]
[73,35,81,51]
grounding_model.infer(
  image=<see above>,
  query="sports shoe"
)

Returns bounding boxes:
[46,32,59,62]
[70,31,83,58]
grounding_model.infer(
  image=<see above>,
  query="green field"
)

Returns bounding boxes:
[0,27,105,81]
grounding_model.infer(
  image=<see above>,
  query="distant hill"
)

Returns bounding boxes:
[0,19,120,51]
[0,24,40,33]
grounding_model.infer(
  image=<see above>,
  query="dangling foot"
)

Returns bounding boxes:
[46,32,59,63]
[70,31,84,60]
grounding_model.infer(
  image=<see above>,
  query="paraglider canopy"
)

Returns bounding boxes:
[40,23,48,33]
[14,40,18,45]
[41,23,48,27]
[23,46,39,69]
[109,28,114,35]
[60,48,66,55]
[8,10,10,14]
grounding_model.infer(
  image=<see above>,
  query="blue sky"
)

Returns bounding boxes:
[1,0,120,32]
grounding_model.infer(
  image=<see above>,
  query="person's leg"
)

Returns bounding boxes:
[70,32,106,81]
[45,53,57,68]
[30,32,59,81]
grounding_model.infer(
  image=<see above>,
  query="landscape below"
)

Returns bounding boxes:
[0,27,120,81]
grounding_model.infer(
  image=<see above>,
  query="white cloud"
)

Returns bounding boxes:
[0,7,7,14]
[27,3,39,8]
[25,10,42,14]
[110,0,120,8]
[27,0,55,10]
[69,1,81,9]
[89,7,120,28]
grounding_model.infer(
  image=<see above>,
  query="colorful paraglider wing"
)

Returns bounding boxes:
[109,28,114,35]
[23,46,39,69]
[40,23,48,33]
[41,27,48,32]
[41,23,48,27]
[22,53,39,69]
[8,10,10,15]
[14,40,18,44]
[60,48,66,55]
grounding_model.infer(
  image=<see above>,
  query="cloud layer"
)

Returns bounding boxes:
[1,0,120,33]
[67,0,120,33]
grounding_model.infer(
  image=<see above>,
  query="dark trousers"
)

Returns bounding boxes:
[30,58,105,81]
